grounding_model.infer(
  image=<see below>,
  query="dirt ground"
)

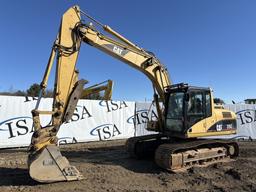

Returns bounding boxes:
[0,140,256,192]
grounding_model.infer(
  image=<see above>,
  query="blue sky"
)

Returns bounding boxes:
[0,0,255,103]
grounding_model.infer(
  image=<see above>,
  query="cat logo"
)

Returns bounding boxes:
[113,46,123,55]
[103,44,129,56]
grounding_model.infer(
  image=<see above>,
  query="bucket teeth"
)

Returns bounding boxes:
[28,145,83,183]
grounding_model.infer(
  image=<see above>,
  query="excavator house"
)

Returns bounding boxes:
[28,5,239,183]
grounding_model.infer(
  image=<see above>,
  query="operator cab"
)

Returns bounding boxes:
[164,83,212,137]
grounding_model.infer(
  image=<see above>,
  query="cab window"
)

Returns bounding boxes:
[187,92,204,128]
[187,92,203,115]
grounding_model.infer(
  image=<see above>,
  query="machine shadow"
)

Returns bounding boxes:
[61,145,166,174]
[0,167,37,186]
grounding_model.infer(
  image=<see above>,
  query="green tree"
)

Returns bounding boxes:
[27,83,41,97]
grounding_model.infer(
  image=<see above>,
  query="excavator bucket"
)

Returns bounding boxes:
[28,79,86,183]
[29,145,83,183]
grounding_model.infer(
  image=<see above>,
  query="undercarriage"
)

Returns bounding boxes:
[126,134,239,172]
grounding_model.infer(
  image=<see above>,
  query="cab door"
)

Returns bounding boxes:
[186,91,204,127]
[204,91,215,132]
[186,90,209,134]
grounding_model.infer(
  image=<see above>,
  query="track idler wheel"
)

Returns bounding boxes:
[126,135,166,159]
[28,145,83,183]
[227,142,239,157]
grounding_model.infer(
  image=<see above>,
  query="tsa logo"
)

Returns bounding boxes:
[90,124,121,141]
[0,116,33,139]
[99,100,128,112]
[236,109,256,126]
[127,109,158,125]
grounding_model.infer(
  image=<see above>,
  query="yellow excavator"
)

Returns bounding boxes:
[81,80,113,100]
[28,5,239,183]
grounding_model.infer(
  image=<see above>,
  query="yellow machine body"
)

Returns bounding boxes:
[28,5,239,183]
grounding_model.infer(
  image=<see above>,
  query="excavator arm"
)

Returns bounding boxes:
[28,5,171,183]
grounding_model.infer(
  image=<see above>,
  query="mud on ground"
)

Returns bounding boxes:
[0,140,256,192]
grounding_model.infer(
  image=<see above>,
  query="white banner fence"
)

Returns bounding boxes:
[0,95,135,148]
[0,95,255,148]
[224,104,256,139]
